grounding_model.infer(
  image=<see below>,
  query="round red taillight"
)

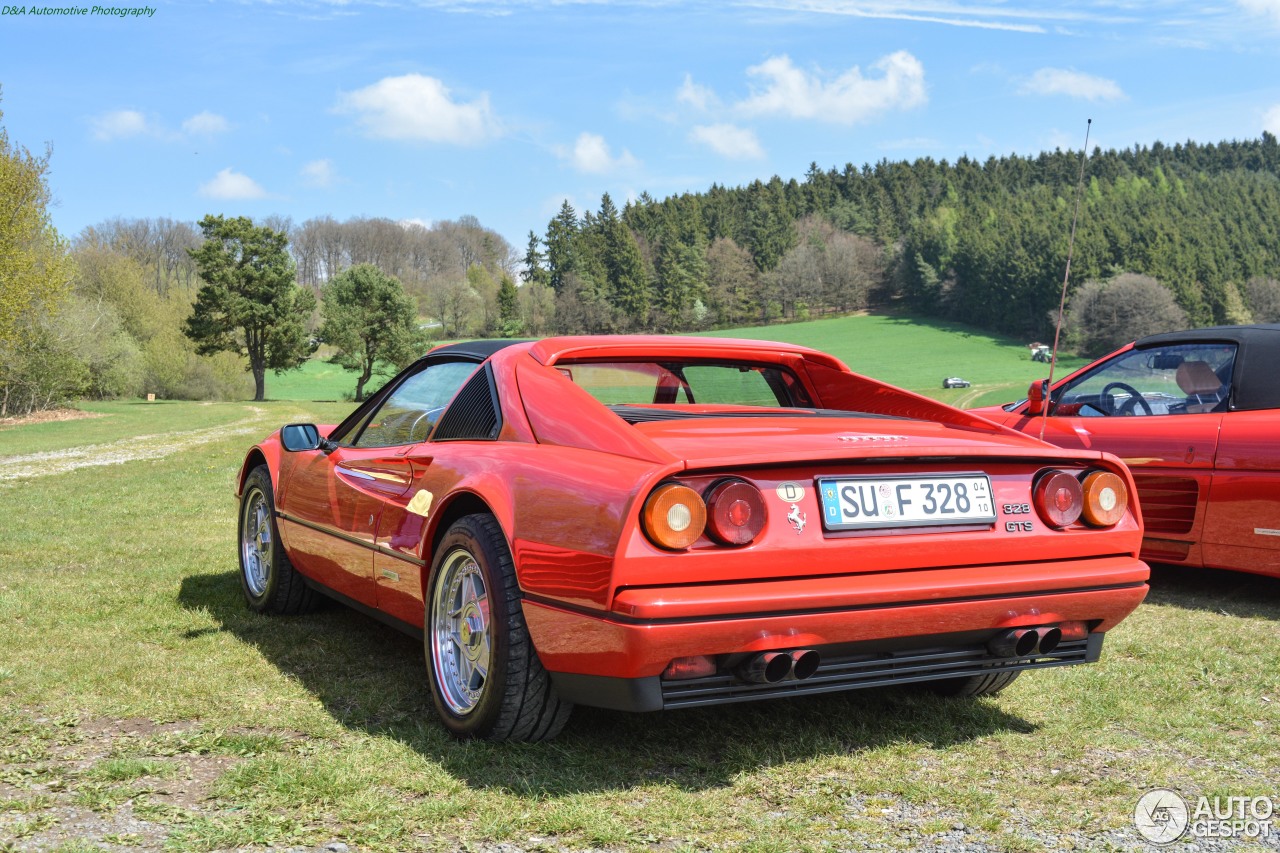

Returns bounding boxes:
[704,479,767,545]
[642,483,706,550]
[1033,469,1083,528]
[1080,470,1128,527]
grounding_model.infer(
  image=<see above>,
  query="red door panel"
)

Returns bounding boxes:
[277,448,417,606]
[1201,411,1280,577]
[374,451,458,628]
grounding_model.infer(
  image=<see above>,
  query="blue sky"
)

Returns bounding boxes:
[3,0,1280,254]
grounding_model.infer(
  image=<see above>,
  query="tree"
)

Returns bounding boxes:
[1246,277,1280,323]
[545,201,579,293]
[522,231,551,289]
[320,264,424,401]
[1064,273,1188,357]
[0,95,76,416]
[184,215,315,401]
[0,94,73,355]
[496,273,523,337]
[705,237,757,327]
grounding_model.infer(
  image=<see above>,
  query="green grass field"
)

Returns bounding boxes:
[0,314,1276,852]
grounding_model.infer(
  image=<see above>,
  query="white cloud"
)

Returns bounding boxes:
[1265,104,1280,135]
[336,73,500,145]
[562,132,639,174]
[736,52,927,124]
[677,74,719,112]
[199,168,268,200]
[182,111,230,135]
[91,110,151,141]
[1239,0,1280,24]
[1019,68,1125,101]
[690,124,765,160]
[301,159,336,188]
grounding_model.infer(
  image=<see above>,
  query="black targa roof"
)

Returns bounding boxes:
[426,339,529,360]
[1135,324,1280,411]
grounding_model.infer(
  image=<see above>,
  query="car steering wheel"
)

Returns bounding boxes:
[1101,381,1152,416]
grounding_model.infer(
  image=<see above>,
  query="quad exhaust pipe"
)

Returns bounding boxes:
[988,625,1062,658]
[738,649,821,684]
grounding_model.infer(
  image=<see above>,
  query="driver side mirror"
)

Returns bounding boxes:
[281,423,328,453]
[1026,380,1049,416]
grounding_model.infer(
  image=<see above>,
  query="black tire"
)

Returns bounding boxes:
[425,514,572,742]
[237,465,319,615]
[930,669,1021,697]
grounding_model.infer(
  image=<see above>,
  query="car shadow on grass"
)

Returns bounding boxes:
[1145,562,1280,621]
[180,570,1038,796]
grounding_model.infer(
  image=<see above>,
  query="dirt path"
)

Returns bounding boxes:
[0,408,297,481]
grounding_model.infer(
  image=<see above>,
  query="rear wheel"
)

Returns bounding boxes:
[238,465,319,615]
[930,670,1021,697]
[425,514,572,742]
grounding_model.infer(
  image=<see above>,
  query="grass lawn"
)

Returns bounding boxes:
[706,312,1088,407]
[0,316,1275,852]
[262,357,401,404]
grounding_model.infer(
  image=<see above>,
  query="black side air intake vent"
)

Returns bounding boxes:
[433,365,502,441]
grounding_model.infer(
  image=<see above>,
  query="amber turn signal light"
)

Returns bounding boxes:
[1033,469,1083,528]
[1080,470,1128,527]
[704,479,767,545]
[642,483,707,550]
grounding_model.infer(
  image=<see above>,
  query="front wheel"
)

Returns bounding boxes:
[238,465,319,615]
[425,514,572,742]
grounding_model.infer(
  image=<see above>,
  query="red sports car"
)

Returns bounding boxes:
[237,336,1148,741]
[973,324,1280,580]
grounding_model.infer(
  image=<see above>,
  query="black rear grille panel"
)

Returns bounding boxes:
[660,634,1100,709]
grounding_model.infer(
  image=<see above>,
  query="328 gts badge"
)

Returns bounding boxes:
[1003,502,1034,532]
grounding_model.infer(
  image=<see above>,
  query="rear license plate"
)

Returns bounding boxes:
[818,474,996,531]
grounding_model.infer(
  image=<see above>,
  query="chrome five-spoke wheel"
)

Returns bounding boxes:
[240,486,272,598]
[236,464,317,615]
[424,514,571,741]
[430,547,492,716]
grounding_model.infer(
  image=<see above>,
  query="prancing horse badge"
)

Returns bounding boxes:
[787,503,807,534]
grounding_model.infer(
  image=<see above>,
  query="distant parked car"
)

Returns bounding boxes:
[973,324,1280,580]
[943,377,971,388]
[237,335,1148,741]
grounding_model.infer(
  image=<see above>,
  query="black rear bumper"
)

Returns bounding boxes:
[549,631,1103,713]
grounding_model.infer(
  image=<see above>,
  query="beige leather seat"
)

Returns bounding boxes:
[1175,360,1225,413]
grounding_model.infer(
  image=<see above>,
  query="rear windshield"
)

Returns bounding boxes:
[557,361,813,408]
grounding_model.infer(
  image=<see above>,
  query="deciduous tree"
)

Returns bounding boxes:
[320,264,424,401]
[0,96,73,355]
[1064,272,1187,357]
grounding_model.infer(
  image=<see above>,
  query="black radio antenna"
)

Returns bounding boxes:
[1041,118,1092,442]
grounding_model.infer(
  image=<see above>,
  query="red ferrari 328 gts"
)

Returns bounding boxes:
[236,336,1148,741]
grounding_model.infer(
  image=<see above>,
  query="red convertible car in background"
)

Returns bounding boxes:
[974,324,1280,580]
[237,336,1149,742]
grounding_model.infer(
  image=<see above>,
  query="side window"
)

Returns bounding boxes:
[1056,343,1236,417]
[351,361,480,448]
